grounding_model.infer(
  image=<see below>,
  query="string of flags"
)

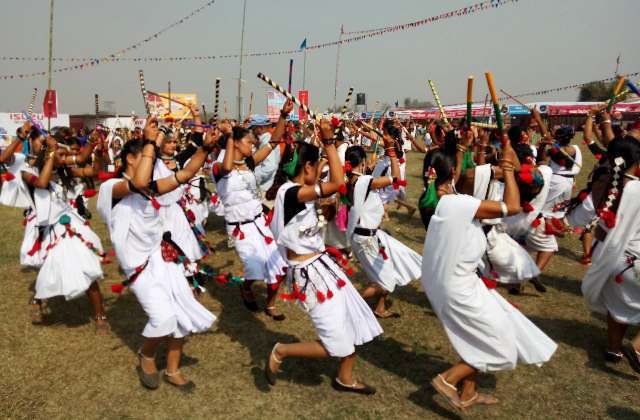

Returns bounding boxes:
[0,0,518,80]
[0,0,217,80]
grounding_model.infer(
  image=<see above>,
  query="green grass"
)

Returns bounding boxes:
[1,140,639,419]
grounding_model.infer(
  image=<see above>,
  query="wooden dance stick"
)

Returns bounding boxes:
[201,104,208,122]
[248,92,254,117]
[484,72,504,132]
[28,88,38,118]
[470,122,497,129]
[95,94,100,116]
[138,70,150,114]
[626,80,640,97]
[499,89,529,108]
[466,76,474,127]
[257,72,317,120]
[608,76,626,112]
[427,80,449,125]
[213,78,221,122]
[335,87,354,136]
[480,93,489,120]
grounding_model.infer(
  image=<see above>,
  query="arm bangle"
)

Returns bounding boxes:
[174,172,183,185]
[500,202,508,218]
[601,120,612,124]
[314,184,322,198]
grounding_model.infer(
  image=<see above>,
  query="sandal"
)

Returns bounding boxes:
[374,310,401,319]
[461,392,499,409]
[622,344,640,375]
[530,278,547,293]
[431,374,463,413]
[331,377,376,395]
[605,350,623,363]
[264,343,282,386]
[29,299,43,325]
[265,307,286,321]
[239,285,259,312]
[163,370,196,393]
[136,350,160,390]
[95,315,111,336]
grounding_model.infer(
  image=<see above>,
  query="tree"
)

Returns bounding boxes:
[578,81,629,102]
[403,97,435,109]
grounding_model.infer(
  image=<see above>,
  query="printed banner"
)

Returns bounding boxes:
[298,90,309,121]
[147,93,198,120]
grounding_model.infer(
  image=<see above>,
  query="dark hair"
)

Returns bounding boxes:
[442,131,458,157]
[119,139,145,175]
[609,136,640,170]
[420,149,455,230]
[508,126,523,147]
[513,143,535,165]
[265,141,320,200]
[345,145,366,168]
[29,129,42,141]
[382,120,404,159]
[555,125,575,146]
[232,126,251,141]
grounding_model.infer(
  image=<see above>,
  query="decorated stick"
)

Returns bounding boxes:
[471,122,497,129]
[223,100,228,118]
[147,91,192,109]
[466,76,474,127]
[288,59,294,92]
[257,72,317,119]
[213,78,221,122]
[95,94,100,116]
[28,88,38,118]
[484,72,503,132]
[138,70,150,114]
[552,142,582,169]
[608,76,625,112]
[626,80,640,97]
[427,80,449,126]
[201,104,208,121]
[480,93,489,121]
[334,87,354,136]
[248,92,254,117]
[499,89,529,108]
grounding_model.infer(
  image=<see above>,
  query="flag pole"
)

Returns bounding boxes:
[333,25,343,110]
[47,0,55,130]
[303,47,307,90]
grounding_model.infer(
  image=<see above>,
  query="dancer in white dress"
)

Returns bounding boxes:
[421,140,556,413]
[265,118,382,395]
[345,144,421,317]
[581,137,640,373]
[216,106,288,320]
[21,131,110,333]
[97,116,216,392]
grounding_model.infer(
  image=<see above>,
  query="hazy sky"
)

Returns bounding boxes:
[1,0,638,116]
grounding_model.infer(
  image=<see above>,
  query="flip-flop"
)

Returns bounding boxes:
[461,392,499,409]
[431,375,463,414]
[331,378,376,395]
[622,344,640,375]
[264,343,282,386]
[374,311,401,319]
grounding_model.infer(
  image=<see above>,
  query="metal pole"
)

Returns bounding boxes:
[303,49,307,90]
[333,25,343,110]
[237,0,248,121]
[47,0,54,130]
[168,81,172,115]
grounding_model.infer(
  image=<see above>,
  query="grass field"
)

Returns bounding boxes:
[1,142,639,420]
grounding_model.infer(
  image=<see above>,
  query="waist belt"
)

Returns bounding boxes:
[558,173,575,179]
[227,213,261,226]
[354,227,377,236]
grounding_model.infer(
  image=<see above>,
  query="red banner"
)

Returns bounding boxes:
[43,90,57,118]
[298,90,309,121]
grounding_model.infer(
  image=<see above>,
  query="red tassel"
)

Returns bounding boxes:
[379,247,389,260]
[531,218,541,228]
[519,172,534,185]
[98,171,116,181]
[522,202,534,213]
[27,239,41,256]
[345,267,354,276]
[84,220,91,226]
[615,274,624,284]
[298,292,307,302]
[577,191,589,202]
[316,291,326,303]
[186,209,196,222]
[107,249,115,257]
[331,116,340,127]
[399,157,406,164]
[151,198,161,210]
[594,154,603,161]
[111,283,125,294]
[600,210,616,229]
[275,274,286,283]
[327,289,334,299]
[544,221,556,235]
[211,194,219,205]
[83,189,97,198]
[215,274,229,285]
[264,236,273,245]
[212,163,220,176]
[101,257,111,264]
[337,279,346,289]
[337,183,347,195]
[551,218,566,232]
[481,276,497,289]
[344,162,352,173]
[264,209,274,226]
[1,172,15,182]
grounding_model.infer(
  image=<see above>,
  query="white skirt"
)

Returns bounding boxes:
[599,254,640,325]
[20,212,44,268]
[526,219,559,252]
[288,254,383,358]
[429,274,557,371]
[486,225,541,284]
[130,248,216,338]
[226,214,287,283]
[567,194,596,228]
[34,214,104,300]
[351,230,421,292]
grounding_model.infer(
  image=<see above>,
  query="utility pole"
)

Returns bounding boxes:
[237,0,248,121]
[333,25,343,111]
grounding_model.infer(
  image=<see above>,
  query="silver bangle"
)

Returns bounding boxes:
[314,184,322,198]
[500,202,508,218]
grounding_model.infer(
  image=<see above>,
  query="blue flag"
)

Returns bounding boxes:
[299,38,307,51]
